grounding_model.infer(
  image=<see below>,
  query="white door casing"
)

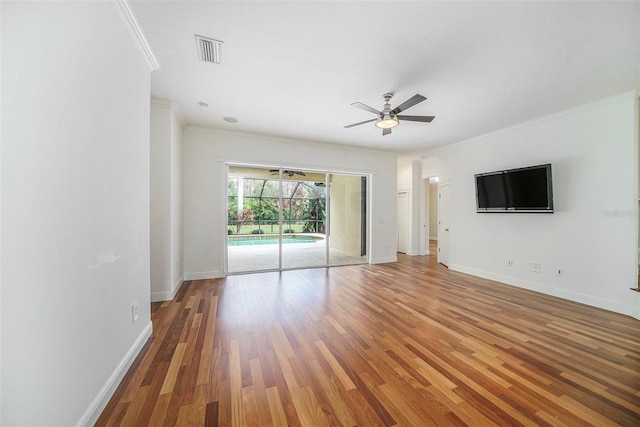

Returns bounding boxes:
[438,183,450,266]
[397,191,409,254]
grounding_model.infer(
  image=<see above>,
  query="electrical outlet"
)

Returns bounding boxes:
[556,268,564,277]
[507,259,513,267]
[532,262,541,273]
[132,304,139,322]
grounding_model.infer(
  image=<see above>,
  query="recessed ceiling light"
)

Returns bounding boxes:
[198,102,209,108]
[223,116,238,123]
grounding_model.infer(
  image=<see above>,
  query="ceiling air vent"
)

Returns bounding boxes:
[195,35,223,64]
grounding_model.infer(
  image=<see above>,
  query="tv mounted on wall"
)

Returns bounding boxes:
[475,164,554,213]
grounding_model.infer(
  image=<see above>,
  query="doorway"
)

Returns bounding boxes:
[226,165,368,273]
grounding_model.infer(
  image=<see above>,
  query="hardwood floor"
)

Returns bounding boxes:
[97,250,640,426]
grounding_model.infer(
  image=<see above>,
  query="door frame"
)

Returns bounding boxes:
[437,181,451,267]
[397,190,409,254]
[224,162,371,274]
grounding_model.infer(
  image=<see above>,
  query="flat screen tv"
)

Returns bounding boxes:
[475,164,554,213]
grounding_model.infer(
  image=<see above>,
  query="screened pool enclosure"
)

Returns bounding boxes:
[227,166,368,273]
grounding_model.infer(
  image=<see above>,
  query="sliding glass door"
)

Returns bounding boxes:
[227,166,281,272]
[227,165,367,274]
[280,171,328,269]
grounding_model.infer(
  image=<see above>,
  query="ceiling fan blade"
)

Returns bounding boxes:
[397,115,435,123]
[344,118,377,128]
[391,94,427,115]
[351,102,381,115]
[383,128,392,136]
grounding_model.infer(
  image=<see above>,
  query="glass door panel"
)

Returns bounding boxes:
[328,174,367,266]
[281,170,327,269]
[227,166,281,273]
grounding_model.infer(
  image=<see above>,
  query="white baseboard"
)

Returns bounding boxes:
[78,321,153,426]
[184,270,223,280]
[150,278,185,302]
[449,263,635,317]
[371,255,398,264]
[406,250,430,256]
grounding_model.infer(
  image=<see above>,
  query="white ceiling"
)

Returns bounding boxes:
[131,1,640,154]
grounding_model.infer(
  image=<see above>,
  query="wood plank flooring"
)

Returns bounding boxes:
[97,251,640,426]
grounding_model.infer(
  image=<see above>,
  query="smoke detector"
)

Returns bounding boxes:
[195,35,223,64]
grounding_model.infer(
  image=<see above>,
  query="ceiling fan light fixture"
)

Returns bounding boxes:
[345,93,432,133]
[375,113,399,129]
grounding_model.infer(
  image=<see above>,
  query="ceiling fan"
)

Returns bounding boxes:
[270,169,306,177]
[344,93,435,136]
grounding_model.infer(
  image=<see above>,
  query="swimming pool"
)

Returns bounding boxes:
[228,235,324,246]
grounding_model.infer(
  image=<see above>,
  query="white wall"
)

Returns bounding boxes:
[2,2,152,425]
[397,158,423,255]
[329,174,364,255]
[183,127,398,278]
[170,106,184,293]
[150,98,184,302]
[151,101,171,300]
[424,91,640,318]
[0,3,3,422]
[412,161,423,255]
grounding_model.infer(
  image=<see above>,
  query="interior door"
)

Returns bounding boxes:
[397,192,408,254]
[438,183,450,266]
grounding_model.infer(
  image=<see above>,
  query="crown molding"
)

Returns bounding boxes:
[150,97,172,109]
[431,90,639,154]
[184,126,400,156]
[151,97,186,128]
[112,0,160,72]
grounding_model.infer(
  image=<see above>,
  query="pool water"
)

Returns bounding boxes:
[228,235,324,246]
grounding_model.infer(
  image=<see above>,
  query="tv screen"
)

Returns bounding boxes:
[475,164,553,213]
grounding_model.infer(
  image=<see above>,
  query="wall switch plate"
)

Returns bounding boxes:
[532,262,541,272]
